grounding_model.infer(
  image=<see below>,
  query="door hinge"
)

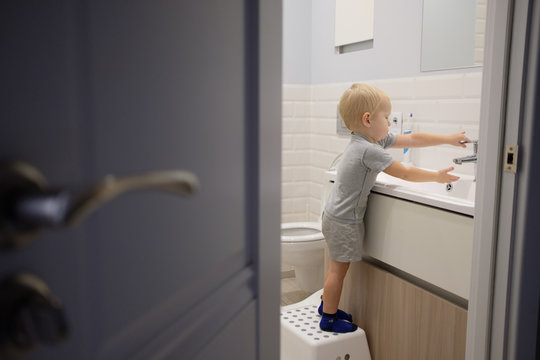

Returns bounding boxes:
[503,144,518,173]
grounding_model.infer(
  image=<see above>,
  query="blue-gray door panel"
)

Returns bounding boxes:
[0,1,257,359]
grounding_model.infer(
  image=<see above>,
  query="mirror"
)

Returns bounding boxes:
[421,0,486,71]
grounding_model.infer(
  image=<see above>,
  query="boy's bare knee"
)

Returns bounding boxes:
[328,259,350,277]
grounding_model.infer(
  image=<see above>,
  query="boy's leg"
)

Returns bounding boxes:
[318,258,353,321]
[322,259,350,314]
[319,259,357,333]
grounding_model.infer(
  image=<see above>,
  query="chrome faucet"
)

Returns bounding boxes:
[453,140,478,180]
[453,140,478,164]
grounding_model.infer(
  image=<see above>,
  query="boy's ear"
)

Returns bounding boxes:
[361,112,371,127]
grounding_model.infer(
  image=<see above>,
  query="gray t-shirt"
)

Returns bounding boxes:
[324,132,396,224]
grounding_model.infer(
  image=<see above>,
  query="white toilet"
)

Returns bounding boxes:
[281,222,325,293]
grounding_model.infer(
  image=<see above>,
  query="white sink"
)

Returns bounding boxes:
[373,170,475,216]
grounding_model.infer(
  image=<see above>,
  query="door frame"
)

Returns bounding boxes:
[467,0,540,358]
[256,0,282,359]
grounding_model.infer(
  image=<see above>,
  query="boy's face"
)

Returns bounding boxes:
[369,96,391,142]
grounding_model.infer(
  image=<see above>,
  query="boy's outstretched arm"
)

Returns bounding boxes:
[393,131,470,149]
[383,161,460,183]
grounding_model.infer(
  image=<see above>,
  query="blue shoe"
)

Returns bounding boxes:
[319,314,357,333]
[318,301,353,322]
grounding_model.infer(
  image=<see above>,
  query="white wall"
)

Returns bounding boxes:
[311,0,422,83]
[282,0,312,84]
[283,0,483,85]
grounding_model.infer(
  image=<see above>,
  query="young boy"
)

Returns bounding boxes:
[319,83,470,333]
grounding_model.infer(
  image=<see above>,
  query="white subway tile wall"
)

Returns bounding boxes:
[282,85,312,223]
[475,0,487,65]
[282,73,482,222]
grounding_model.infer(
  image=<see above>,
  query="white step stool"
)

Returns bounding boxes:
[281,289,371,360]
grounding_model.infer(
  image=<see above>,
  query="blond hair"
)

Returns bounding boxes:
[338,83,387,130]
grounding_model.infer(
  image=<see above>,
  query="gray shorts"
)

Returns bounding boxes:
[322,213,365,263]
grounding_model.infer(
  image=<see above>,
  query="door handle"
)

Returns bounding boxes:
[0,161,199,249]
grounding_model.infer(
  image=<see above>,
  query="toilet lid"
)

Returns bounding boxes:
[281,223,324,243]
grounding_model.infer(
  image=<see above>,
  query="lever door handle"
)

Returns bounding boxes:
[0,161,199,249]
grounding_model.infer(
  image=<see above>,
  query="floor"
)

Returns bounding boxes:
[280,270,312,306]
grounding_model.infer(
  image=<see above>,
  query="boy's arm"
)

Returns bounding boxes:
[383,161,460,183]
[393,131,470,149]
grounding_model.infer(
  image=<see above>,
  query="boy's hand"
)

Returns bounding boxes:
[437,166,460,183]
[448,131,471,147]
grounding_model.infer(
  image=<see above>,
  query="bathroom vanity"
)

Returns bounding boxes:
[365,173,474,302]
[326,169,474,360]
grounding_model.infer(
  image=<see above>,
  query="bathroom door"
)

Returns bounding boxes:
[0,1,281,360]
